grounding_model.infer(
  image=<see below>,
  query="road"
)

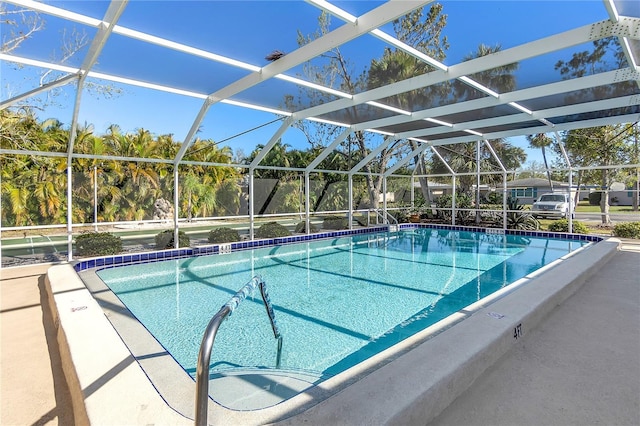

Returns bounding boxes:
[574,212,640,223]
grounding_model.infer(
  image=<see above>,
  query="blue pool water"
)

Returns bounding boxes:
[96,229,588,380]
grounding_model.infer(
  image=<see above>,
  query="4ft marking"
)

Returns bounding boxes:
[513,323,523,339]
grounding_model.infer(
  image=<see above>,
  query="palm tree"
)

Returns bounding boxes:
[527,133,555,191]
[119,129,161,220]
[453,44,518,101]
[433,140,525,195]
[366,6,449,207]
[181,137,239,218]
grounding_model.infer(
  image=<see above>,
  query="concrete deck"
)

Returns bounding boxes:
[1,240,638,425]
[1,263,74,426]
[427,240,640,426]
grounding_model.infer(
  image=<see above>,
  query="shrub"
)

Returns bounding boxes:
[75,232,123,256]
[208,227,240,243]
[613,222,640,239]
[436,194,474,224]
[506,197,539,231]
[547,219,589,234]
[294,221,318,233]
[391,209,409,224]
[485,191,503,205]
[155,229,190,249]
[255,222,291,238]
[322,216,349,230]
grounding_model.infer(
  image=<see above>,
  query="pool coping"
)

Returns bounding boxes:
[45,225,616,425]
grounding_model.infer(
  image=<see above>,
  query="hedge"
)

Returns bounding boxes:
[75,232,123,256]
[613,222,640,239]
[255,222,291,238]
[208,227,240,243]
[155,229,190,249]
[547,219,589,234]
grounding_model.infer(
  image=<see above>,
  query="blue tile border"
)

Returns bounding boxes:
[73,224,601,272]
[399,223,603,243]
[73,226,390,272]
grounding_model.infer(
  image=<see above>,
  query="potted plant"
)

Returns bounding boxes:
[408,207,421,223]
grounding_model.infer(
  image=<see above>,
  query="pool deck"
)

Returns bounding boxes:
[1,239,639,425]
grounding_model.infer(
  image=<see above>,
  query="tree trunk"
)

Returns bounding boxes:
[187,191,192,222]
[600,169,611,224]
[634,172,639,212]
[410,141,432,204]
[541,147,554,192]
[634,133,639,211]
[573,170,582,208]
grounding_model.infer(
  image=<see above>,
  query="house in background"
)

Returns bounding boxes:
[507,178,636,206]
[607,190,635,206]
[395,178,635,207]
[506,178,572,205]
[578,188,636,206]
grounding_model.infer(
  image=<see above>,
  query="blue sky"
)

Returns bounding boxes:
[1,0,617,166]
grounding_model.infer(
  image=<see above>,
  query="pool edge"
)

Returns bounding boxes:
[47,232,619,425]
[274,237,621,425]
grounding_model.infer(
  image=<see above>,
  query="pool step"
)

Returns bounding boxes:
[208,368,323,411]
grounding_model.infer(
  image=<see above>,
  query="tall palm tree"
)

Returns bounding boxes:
[527,133,555,191]
[453,44,518,101]
[181,138,239,218]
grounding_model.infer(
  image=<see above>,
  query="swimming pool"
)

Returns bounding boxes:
[92,227,590,406]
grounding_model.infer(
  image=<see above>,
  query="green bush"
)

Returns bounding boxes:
[255,222,291,238]
[391,209,409,224]
[506,197,539,231]
[155,229,190,249]
[322,216,349,230]
[484,191,503,205]
[294,221,318,233]
[613,222,640,239]
[208,227,240,243]
[75,232,123,256]
[547,219,589,234]
[435,194,474,224]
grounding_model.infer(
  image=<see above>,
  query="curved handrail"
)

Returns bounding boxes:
[370,208,398,227]
[194,275,282,426]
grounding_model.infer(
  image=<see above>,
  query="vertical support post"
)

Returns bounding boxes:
[348,174,353,230]
[0,160,3,266]
[483,140,507,230]
[299,174,303,221]
[249,170,255,240]
[305,172,310,234]
[568,168,573,233]
[173,167,179,249]
[67,164,73,261]
[503,172,508,229]
[555,131,574,233]
[410,175,415,209]
[382,177,388,224]
[476,140,481,224]
[452,176,457,226]
[94,165,98,232]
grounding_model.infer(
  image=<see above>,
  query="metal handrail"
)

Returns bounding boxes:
[370,208,398,228]
[194,275,282,426]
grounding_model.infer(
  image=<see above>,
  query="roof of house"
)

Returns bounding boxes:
[506,178,568,188]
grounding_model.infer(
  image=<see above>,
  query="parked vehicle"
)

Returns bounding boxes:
[531,193,574,219]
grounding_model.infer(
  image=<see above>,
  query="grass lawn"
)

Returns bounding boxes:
[574,201,637,213]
